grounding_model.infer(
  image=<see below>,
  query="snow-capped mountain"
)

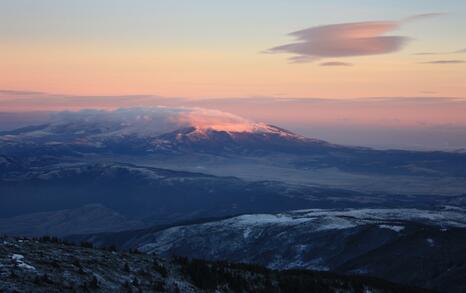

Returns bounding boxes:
[2,108,466,293]
[0,107,333,155]
[2,107,466,195]
[0,107,311,142]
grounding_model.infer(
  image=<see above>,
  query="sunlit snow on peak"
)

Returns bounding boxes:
[48,107,295,137]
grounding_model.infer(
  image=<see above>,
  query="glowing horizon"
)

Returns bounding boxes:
[1,0,465,100]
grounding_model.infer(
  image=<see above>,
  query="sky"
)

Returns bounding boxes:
[1,0,465,98]
[1,1,466,150]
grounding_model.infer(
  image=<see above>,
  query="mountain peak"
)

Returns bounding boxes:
[2,107,311,141]
[0,107,333,155]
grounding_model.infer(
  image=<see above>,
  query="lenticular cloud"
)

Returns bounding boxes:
[266,21,408,63]
[266,13,442,63]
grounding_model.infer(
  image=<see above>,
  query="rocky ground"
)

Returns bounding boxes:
[0,236,434,293]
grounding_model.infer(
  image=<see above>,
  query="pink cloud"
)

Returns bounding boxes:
[266,14,442,63]
[290,21,399,41]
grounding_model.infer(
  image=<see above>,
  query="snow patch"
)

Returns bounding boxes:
[426,238,435,247]
[292,208,466,228]
[11,254,36,271]
[378,224,405,232]
[243,227,252,239]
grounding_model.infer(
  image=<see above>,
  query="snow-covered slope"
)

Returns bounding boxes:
[121,207,466,292]
[135,207,466,270]
[67,207,466,292]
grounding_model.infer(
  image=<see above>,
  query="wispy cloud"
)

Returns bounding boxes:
[413,52,441,56]
[0,90,46,96]
[402,12,446,22]
[422,60,466,64]
[0,90,184,112]
[414,48,466,55]
[320,61,353,67]
[266,14,442,63]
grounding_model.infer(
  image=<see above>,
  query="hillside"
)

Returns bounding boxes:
[0,236,433,293]
[69,208,466,293]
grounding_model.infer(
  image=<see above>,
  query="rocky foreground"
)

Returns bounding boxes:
[0,236,433,293]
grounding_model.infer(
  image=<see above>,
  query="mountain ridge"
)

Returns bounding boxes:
[1,236,434,293]
[65,208,466,293]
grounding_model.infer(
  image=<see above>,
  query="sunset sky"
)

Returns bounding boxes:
[1,1,466,149]
[1,0,465,99]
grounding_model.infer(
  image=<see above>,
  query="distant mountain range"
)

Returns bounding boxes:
[3,158,453,235]
[1,108,465,186]
[1,107,466,233]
